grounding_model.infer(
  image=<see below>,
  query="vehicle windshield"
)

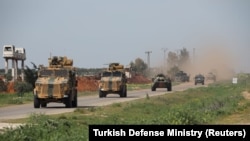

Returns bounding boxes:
[39,70,53,76]
[102,72,112,77]
[39,70,68,77]
[113,71,121,77]
[54,70,68,77]
[102,71,122,77]
[195,75,204,78]
[156,74,165,78]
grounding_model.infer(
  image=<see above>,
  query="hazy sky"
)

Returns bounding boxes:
[0,0,249,72]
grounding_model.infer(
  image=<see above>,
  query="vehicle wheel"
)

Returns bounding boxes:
[151,87,156,91]
[120,86,127,97]
[124,87,127,97]
[65,94,72,108]
[34,96,40,108]
[167,84,172,91]
[99,90,105,98]
[72,90,78,107]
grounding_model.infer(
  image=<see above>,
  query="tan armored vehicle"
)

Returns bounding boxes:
[98,63,127,98]
[33,56,78,108]
[206,72,216,82]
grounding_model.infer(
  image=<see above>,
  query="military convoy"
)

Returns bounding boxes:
[151,73,172,91]
[98,63,127,98]
[33,56,78,108]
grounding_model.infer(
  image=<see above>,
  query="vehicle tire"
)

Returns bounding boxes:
[167,83,172,91]
[151,86,156,91]
[34,96,40,108]
[65,94,72,108]
[120,86,127,97]
[99,90,104,98]
[124,87,127,97]
[72,90,78,107]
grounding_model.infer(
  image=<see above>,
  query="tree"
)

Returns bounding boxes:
[167,51,178,69]
[130,58,148,75]
[14,81,33,96]
[166,47,191,77]
[178,47,191,70]
[167,65,180,80]
[24,62,38,88]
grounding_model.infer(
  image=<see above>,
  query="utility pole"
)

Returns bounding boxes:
[193,48,196,74]
[193,48,195,65]
[145,51,152,70]
[161,48,168,70]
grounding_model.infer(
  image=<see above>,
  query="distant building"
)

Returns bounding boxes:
[2,45,26,81]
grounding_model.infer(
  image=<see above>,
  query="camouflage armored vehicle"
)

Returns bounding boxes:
[194,74,205,85]
[206,72,216,82]
[174,71,190,82]
[151,73,172,91]
[98,63,127,98]
[33,56,78,108]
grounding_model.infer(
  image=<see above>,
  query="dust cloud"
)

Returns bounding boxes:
[188,41,237,81]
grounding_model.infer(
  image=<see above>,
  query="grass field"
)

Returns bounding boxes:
[0,76,250,141]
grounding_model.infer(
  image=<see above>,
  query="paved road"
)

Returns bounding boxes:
[0,82,208,121]
[0,81,210,130]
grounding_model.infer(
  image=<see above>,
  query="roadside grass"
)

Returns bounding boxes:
[1,78,250,141]
[127,83,151,90]
[0,93,34,107]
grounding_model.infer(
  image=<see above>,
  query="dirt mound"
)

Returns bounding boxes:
[77,76,99,91]
[7,82,15,93]
[127,74,151,84]
[4,74,151,93]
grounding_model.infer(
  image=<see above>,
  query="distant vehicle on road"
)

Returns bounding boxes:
[206,72,216,82]
[151,73,172,91]
[174,71,190,82]
[98,63,127,98]
[194,74,205,85]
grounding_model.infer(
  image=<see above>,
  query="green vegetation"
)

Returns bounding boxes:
[0,93,33,107]
[1,74,250,141]
[127,83,151,90]
[0,114,88,141]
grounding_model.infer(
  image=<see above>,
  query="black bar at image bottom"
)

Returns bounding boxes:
[89,124,250,140]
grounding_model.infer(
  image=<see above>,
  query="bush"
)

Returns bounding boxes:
[14,81,33,96]
[0,79,7,92]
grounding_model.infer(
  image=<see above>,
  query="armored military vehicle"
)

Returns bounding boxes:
[174,71,190,82]
[194,74,205,85]
[206,72,216,82]
[151,73,172,91]
[98,63,127,98]
[33,56,78,108]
